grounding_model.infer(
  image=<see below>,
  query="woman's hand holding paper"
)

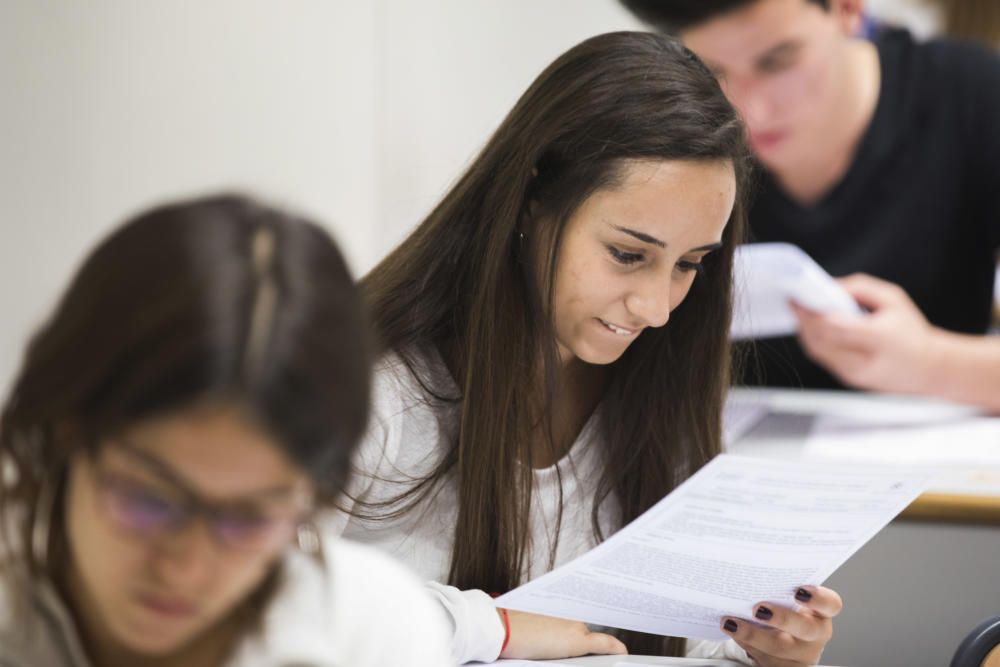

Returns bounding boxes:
[721,584,843,666]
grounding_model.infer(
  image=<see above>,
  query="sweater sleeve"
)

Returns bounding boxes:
[426,582,507,663]
[686,638,753,664]
[361,555,459,667]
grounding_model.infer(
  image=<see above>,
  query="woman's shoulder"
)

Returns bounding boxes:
[372,345,457,406]
[325,537,437,605]
[238,538,454,667]
[0,572,81,667]
[367,345,459,449]
[325,539,454,664]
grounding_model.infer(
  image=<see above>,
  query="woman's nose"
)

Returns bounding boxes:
[625,285,671,328]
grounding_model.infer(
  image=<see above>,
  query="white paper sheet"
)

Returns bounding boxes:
[805,415,1000,467]
[495,455,929,641]
[731,243,862,340]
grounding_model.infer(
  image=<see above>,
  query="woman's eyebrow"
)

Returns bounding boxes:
[690,242,723,253]
[111,441,298,501]
[611,225,666,248]
[113,442,193,490]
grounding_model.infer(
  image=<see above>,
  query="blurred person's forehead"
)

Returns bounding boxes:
[680,0,832,72]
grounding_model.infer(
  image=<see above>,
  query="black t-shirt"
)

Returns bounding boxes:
[743,28,1000,390]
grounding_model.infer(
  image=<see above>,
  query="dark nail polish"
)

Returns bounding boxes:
[795,588,812,602]
[755,606,773,620]
[724,620,739,633]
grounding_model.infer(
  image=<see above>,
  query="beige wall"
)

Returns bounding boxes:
[0,1,640,393]
[867,0,943,38]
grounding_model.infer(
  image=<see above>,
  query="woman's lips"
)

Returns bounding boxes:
[597,318,640,337]
[136,593,198,619]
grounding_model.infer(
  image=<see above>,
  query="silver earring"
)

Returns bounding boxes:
[295,522,321,555]
[31,472,59,570]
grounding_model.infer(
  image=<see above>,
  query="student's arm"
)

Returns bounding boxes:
[421,583,506,662]
[793,273,1000,411]
[492,609,626,660]
[330,357,625,664]
[687,637,753,662]
[798,43,1000,407]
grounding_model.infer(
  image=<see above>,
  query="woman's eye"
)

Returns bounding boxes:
[675,260,705,275]
[607,246,644,266]
[217,510,272,537]
[102,477,184,531]
[760,54,797,74]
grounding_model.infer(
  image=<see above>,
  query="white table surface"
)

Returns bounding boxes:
[726,387,1000,500]
[546,655,840,666]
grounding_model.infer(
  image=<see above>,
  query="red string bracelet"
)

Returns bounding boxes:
[498,607,511,655]
[490,593,511,656]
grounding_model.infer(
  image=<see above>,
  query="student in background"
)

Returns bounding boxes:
[0,195,453,667]
[622,0,1000,407]
[335,31,842,666]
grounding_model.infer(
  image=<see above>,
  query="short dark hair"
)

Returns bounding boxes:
[621,0,830,33]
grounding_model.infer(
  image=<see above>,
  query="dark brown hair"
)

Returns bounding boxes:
[621,0,829,33]
[0,194,371,579]
[362,31,750,656]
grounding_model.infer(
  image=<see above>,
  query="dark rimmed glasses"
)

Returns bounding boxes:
[86,447,313,553]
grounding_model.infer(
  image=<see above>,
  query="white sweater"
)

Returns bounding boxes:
[331,350,751,665]
[0,537,454,667]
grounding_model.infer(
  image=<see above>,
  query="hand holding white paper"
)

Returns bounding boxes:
[731,243,863,340]
[494,455,929,642]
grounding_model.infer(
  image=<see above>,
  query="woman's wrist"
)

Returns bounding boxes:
[496,607,511,656]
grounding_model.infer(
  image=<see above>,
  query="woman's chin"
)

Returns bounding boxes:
[571,341,629,365]
[107,610,201,657]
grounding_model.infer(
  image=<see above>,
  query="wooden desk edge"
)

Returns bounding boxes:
[901,492,1000,524]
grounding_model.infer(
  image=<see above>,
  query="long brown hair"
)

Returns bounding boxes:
[0,195,371,585]
[362,31,750,656]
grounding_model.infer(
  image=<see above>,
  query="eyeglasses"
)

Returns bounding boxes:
[88,462,310,553]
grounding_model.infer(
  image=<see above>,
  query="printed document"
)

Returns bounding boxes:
[495,455,929,641]
[731,243,862,340]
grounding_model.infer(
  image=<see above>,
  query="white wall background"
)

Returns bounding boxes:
[0,0,641,394]
[868,0,943,38]
[0,1,379,393]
